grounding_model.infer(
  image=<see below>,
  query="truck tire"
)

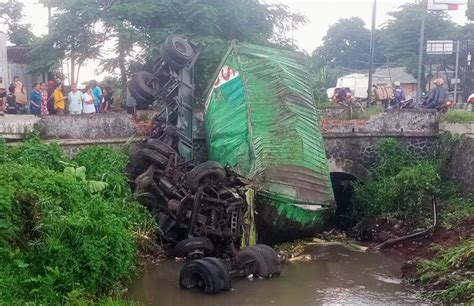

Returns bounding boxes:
[173,237,215,259]
[138,148,168,167]
[252,244,281,276]
[201,257,231,291]
[128,81,152,107]
[131,71,155,100]
[179,259,222,294]
[186,161,226,191]
[160,36,195,65]
[235,247,270,278]
[140,139,178,158]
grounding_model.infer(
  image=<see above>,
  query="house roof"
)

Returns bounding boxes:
[7,46,30,64]
[374,66,417,84]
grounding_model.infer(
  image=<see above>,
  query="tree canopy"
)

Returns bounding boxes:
[26,0,305,99]
[0,0,35,46]
[312,17,374,70]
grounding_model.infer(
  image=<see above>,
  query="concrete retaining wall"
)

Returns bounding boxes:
[441,135,474,196]
[38,113,136,139]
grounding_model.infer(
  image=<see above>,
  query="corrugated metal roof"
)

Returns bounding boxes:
[374,66,417,84]
[7,46,29,64]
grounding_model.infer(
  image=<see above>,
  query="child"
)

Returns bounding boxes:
[6,85,17,114]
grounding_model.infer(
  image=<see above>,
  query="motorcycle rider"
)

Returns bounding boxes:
[424,78,448,110]
[392,81,405,108]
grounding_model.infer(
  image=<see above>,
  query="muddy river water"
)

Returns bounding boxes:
[128,244,427,305]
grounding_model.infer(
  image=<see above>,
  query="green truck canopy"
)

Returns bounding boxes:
[204,43,334,236]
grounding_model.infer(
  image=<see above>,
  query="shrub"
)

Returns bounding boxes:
[0,143,155,304]
[73,146,131,198]
[351,139,442,233]
[418,240,474,303]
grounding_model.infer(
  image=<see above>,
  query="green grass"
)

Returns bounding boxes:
[0,136,156,304]
[442,110,474,123]
[418,240,474,303]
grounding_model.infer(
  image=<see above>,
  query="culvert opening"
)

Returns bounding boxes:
[330,172,360,230]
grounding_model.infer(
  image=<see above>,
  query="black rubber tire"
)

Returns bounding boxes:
[128,81,152,107]
[140,139,178,158]
[160,48,187,71]
[235,247,270,278]
[186,161,226,191]
[201,257,231,291]
[131,71,155,100]
[160,36,195,65]
[138,148,168,167]
[252,244,281,276]
[173,237,215,259]
[179,259,222,294]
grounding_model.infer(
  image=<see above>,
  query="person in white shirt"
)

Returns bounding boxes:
[82,86,96,114]
[68,84,83,114]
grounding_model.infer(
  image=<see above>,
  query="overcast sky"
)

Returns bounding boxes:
[1,0,470,83]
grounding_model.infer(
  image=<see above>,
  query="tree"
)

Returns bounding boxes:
[31,0,304,98]
[379,4,455,80]
[467,0,474,20]
[0,0,35,46]
[311,17,383,70]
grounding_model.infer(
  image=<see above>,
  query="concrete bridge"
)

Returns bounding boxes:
[1,108,472,195]
[320,109,439,182]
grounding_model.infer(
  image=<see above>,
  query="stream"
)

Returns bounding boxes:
[128,244,427,305]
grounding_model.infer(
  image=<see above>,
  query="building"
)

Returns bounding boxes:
[0,31,42,93]
[374,66,417,99]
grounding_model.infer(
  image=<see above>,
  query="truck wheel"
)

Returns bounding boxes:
[179,259,222,294]
[140,139,178,158]
[128,81,152,107]
[201,257,232,291]
[138,148,168,167]
[252,244,281,276]
[160,36,195,65]
[186,161,226,191]
[235,247,270,278]
[131,71,155,100]
[173,237,215,259]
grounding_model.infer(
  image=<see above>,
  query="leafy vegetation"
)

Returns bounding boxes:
[347,138,473,303]
[350,138,458,235]
[441,110,474,123]
[0,137,155,304]
[418,240,474,303]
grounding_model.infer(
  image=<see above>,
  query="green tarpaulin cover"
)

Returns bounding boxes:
[204,43,334,227]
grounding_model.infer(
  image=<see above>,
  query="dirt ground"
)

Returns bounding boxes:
[376,215,474,278]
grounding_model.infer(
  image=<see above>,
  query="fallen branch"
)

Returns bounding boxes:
[374,199,437,250]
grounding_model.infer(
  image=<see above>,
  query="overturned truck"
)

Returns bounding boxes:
[128,36,334,292]
[204,43,335,242]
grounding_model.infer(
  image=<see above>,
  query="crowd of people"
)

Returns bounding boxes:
[0,77,114,116]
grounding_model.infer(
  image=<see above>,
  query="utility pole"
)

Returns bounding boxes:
[367,0,377,107]
[416,0,427,104]
[454,40,460,103]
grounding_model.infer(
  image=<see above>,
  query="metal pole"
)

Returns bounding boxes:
[367,0,377,107]
[454,40,460,104]
[416,0,427,104]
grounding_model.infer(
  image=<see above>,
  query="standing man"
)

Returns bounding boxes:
[68,84,83,115]
[46,80,56,115]
[0,78,6,116]
[126,84,136,116]
[13,76,27,114]
[90,80,102,113]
